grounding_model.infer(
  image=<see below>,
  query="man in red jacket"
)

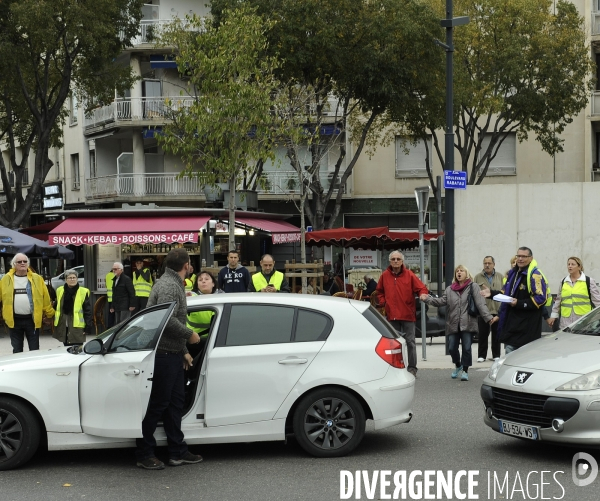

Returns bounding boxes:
[376,250,428,377]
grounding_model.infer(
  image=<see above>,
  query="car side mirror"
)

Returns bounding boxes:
[83,338,105,355]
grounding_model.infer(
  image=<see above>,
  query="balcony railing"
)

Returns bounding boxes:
[85,173,204,199]
[84,96,194,128]
[256,170,346,194]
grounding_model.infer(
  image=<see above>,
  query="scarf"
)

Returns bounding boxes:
[62,284,79,315]
[450,278,472,294]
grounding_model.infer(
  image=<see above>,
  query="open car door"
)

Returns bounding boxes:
[79,302,176,438]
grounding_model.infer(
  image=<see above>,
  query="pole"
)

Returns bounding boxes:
[436,175,443,296]
[444,0,455,288]
[418,210,427,361]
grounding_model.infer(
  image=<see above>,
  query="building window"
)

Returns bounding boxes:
[71,154,80,189]
[478,133,517,176]
[89,150,97,178]
[69,93,78,126]
[395,136,431,178]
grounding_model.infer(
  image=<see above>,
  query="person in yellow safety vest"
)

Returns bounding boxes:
[549,256,600,331]
[53,269,93,347]
[105,270,115,327]
[186,271,223,358]
[133,258,153,312]
[184,263,196,292]
[248,254,291,293]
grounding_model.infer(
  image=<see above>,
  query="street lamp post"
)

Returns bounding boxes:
[415,185,430,361]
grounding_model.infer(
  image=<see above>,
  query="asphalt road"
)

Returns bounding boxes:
[2,369,598,501]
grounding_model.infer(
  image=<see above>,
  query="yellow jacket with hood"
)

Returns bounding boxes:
[0,269,55,328]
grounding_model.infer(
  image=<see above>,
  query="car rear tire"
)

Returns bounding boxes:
[0,398,42,471]
[292,388,366,458]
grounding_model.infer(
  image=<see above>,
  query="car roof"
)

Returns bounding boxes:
[186,292,370,312]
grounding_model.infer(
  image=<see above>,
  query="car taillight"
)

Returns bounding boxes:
[375,337,405,369]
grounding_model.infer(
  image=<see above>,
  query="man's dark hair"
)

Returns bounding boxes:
[484,256,495,264]
[165,248,190,272]
[227,250,239,257]
[518,246,533,257]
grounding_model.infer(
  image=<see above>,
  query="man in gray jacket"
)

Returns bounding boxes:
[474,256,504,362]
[135,248,202,470]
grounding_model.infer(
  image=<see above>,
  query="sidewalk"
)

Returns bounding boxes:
[0,330,499,371]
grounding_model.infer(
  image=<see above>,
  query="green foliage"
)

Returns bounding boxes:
[398,0,594,186]
[157,5,282,186]
[0,0,144,227]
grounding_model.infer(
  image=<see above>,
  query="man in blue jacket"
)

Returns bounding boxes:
[218,250,250,293]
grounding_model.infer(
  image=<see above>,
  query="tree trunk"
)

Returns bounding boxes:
[228,173,236,254]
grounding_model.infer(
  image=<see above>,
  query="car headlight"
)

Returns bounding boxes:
[556,370,600,391]
[488,357,505,381]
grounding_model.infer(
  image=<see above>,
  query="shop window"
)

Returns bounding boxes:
[478,132,516,176]
[71,154,80,189]
[395,136,430,178]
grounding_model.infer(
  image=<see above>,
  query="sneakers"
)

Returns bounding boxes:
[451,366,463,379]
[137,457,165,470]
[168,451,203,466]
[477,357,485,363]
[493,357,500,362]
[461,372,469,381]
[407,367,418,378]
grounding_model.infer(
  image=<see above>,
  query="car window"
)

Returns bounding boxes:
[108,308,169,352]
[294,309,331,342]
[362,306,400,339]
[565,307,600,336]
[225,305,295,346]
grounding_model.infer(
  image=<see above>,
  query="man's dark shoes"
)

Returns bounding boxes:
[168,451,203,466]
[137,457,165,470]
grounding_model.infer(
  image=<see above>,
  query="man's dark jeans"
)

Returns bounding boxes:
[477,316,500,359]
[136,353,188,461]
[9,315,38,353]
[448,331,474,369]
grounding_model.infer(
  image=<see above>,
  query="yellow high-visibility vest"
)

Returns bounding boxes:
[560,280,592,317]
[105,272,114,302]
[54,286,90,328]
[252,271,284,291]
[133,268,153,297]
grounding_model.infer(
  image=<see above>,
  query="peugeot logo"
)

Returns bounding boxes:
[512,371,533,386]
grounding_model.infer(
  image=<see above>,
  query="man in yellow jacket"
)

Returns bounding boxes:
[0,253,55,353]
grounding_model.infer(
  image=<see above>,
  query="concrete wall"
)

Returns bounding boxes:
[454,182,600,293]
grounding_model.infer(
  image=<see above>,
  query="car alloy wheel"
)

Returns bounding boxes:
[0,398,41,471]
[293,388,366,458]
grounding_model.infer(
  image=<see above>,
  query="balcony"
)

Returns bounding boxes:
[256,170,347,195]
[85,173,204,201]
[84,96,194,130]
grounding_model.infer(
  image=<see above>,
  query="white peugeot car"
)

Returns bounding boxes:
[0,294,414,470]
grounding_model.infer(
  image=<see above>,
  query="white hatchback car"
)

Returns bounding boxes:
[0,294,414,470]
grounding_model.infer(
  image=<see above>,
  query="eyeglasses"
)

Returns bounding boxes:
[66,276,78,280]
[111,268,120,271]
[15,260,28,264]
[390,258,403,261]
[516,255,531,259]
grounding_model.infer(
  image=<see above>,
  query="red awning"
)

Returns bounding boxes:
[20,220,64,241]
[234,217,301,244]
[305,226,442,249]
[48,216,210,246]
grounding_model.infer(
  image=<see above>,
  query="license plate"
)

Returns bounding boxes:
[498,420,539,440]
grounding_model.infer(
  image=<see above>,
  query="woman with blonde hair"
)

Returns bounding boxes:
[420,265,497,381]
[549,257,600,330]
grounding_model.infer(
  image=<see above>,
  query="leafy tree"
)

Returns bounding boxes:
[212,0,443,230]
[157,6,283,252]
[393,0,594,186]
[0,0,143,228]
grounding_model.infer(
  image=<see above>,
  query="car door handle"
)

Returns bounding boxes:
[124,369,140,376]
[278,357,308,365]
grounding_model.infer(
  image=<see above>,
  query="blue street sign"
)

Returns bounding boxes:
[443,170,467,190]
[306,226,313,232]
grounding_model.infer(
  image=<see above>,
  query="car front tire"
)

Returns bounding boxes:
[293,387,366,458]
[0,398,42,471]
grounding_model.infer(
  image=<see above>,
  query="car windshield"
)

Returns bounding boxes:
[563,307,600,336]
